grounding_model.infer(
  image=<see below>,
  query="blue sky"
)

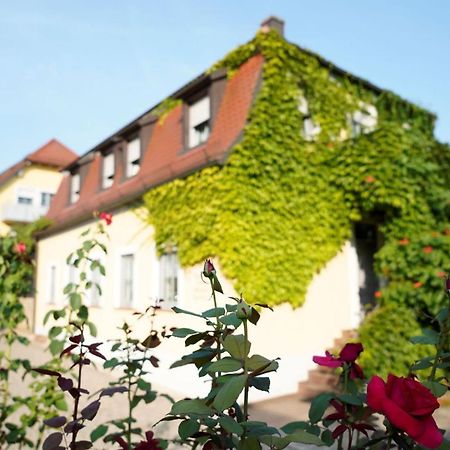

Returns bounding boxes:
[1,1,449,169]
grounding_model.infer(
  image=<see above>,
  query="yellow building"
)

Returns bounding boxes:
[0,139,76,235]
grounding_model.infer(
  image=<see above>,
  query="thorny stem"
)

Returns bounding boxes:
[126,332,133,449]
[71,347,84,445]
[243,320,249,423]
[428,291,450,381]
[210,279,222,382]
[347,428,353,450]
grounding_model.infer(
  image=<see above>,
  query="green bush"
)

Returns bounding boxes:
[359,304,428,378]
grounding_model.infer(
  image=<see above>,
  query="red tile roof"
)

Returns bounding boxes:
[0,139,77,188]
[44,55,263,233]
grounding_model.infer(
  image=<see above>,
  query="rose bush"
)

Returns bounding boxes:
[367,374,443,448]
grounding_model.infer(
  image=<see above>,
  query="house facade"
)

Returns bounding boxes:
[34,18,439,399]
[0,139,76,236]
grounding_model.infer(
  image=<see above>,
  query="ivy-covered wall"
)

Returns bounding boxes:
[143,30,450,371]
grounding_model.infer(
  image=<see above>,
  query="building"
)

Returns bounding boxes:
[0,139,77,236]
[33,18,440,399]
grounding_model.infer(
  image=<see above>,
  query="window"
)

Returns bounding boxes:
[49,264,57,304]
[298,95,321,141]
[17,187,34,205]
[89,261,102,307]
[351,103,377,137]
[188,96,210,148]
[159,250,179,305]
[102,153,115,189]
[41,192,54,208]
[70,174,80,203]
[126,138,141,177]
[120,254,134,308]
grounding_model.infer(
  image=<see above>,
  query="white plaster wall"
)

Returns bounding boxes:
[35,210,360,402]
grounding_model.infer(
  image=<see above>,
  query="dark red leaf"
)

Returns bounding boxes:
[89,349,106,360]
[69,388,80,399]
[149,356,159,368]
[255,303,274,311]
[142,333,161,349]
[70,441,92,449]
[114,435,129,449]
[60,344,78,357]
[33,368,61,377]
[44,416,67,428]
[332,424,348,439]
[100,386,128,397]
[57,376,73,392]
[69,334,83,344]
[64,420,84,434]
[80,400,100,421]
[43,432,63,450]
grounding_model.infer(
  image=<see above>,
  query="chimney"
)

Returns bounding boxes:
[260,16,285,36]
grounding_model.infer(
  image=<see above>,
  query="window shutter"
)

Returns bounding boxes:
[189,96,210,127]
[102,153,115,188]
[127,138,141,177]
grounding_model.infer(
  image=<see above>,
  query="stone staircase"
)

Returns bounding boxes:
[298,329,358,400]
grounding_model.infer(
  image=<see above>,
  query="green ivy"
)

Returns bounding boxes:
[143,29,450,321]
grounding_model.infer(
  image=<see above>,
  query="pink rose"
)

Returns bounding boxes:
[313,343,364,379]
[99,211,113,225]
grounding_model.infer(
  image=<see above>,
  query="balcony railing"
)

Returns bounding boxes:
[0,203,49,224]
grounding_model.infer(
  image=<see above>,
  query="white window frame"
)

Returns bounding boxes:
[85,252,104,308]
[70,174,80,203]
[40,191,55,208]
[16,186,36,206]
[158,248,180,307]
[298,95,321,141]
[351,102,378,137]
[102,153,115,189]
[115,247,137,309]
[188,96,211,148]
[47,263,58,305]
[126,138,141,178]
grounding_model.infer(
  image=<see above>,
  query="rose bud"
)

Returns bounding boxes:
[236,300,253,320]
[203,259,216,278]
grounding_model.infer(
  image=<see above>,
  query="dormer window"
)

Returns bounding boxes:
[298,95,321,141]
[102,152,115,189]
[70,173,80,203]
[126,137,141,178]
[351,103,378,137]
[188,96,210,148]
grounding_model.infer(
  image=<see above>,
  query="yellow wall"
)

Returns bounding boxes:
[35,208,361,400]
[0,164,63,235]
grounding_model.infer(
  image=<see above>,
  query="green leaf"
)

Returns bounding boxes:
[86,321,97,336]
[78,305,88,321]
[172,307,204,318]
[213,374,247,411]
[223,335,250,360]
[286,430,325,446]
[49,339,64,356]
[248,377,270,392]
[49,326,62,338]
[218,416,243,436]
[337,393,363,405]
[137,379,151,391]
[212,274,223,294]
[171,328,198,338]
[170,399,212,416]
[238,436,261,450]
[410,329,439,345]
[421,380,448,398]
[220,313,242,328]
[202,307,225,318]
[178,419,200,440]
[309,392,334,424]
[280,421,308,434]
[247,355,278,374]
[207,357,242,373]
[103,357,119,369]
[90,424,108,442]
[259,435,291,449]
[69,293,82,309]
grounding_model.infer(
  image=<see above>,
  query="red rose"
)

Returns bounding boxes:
[398,238,409,246]
[99,211,113,225]
[423,246,433,254]
[313,343,364,379]
[367,375,442,448]
[365,175,375,183]
[15,242,27,254]
[413,281,423,289]
[374,290,382,298]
